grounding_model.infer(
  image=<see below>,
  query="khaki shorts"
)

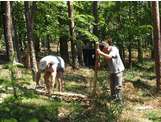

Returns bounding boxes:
[110,72,123,88]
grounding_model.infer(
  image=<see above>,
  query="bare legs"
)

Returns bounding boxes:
[57,71,64,92]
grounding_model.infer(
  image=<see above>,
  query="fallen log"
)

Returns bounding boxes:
[36,89,91,106]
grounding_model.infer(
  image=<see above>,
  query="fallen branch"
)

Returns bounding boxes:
[36,89,91,105]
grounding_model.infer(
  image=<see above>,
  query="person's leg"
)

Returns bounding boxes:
[44,72,52,95]
[114,72,123,101]
[36,70,41,87]
[57,71,64,92]
[50,64,57,92]
[110,74,116,98]
[44,63,57,95]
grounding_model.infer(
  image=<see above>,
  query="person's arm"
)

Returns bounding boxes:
[97,48,112,60]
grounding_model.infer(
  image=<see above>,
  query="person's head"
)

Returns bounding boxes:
[100,37,113,52]
[104,36,113,46]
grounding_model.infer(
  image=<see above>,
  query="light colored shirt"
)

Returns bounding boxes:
[39,55,65,71]
[107,46,125,73]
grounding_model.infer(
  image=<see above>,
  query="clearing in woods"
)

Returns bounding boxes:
[0,44,161,122]
[0,59,161,122]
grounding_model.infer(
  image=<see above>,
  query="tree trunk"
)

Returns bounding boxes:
[32,1,40,58]
[2,1,14,61]
[93,1,99,37]
[136,3,143,63]
[138,39,143,63]
[33,35,40,59]
[67,1,77,69]
[24,1,38,81]
[128,2,132,69]
[60,35,69,63]
[128,44,132,69]
[76,40,83,66]
[151,32,155,59]
[152,1,161,90]
[12,9,21,62]
[47,35,51,53]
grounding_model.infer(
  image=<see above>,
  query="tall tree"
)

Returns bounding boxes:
[67,1,77,68]
[2,1,14,61]
[24,1,38,81]
[128,2,132,69]
[152,1,161,90]
[11,2,21,62]
[93,1,99,37]
[58,3,69,64]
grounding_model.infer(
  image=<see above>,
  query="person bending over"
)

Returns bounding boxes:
[36,55,65,95]
[96,37,125,102]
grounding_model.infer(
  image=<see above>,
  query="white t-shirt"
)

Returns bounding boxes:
[39,55,65,71]
[107,46,125,73]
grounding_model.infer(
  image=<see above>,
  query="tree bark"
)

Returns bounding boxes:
[136,3,143,63]
[12,7,21,62]
[24,1,38,81]
[128,2,132,69]
[152,1,161,90]
[138,39,143,63]
[32,1,40,58]
[58,9,70,64]
[60,35,69,63]
[93,1,99,37]
[67,1,77,69]
[128,44,132,69]
[76,40,83,66]
[2,1,14,61]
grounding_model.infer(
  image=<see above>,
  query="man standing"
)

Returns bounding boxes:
[36,55,65,95]
[96,37,125,102]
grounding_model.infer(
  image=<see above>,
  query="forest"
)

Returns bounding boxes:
[0,1,161,122]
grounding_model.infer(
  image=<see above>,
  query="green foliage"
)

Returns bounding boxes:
[3,53,24,98]
[12,2,26,48]
[147,111,161,122]
[34,2,62,40]
[0,96,60,122]
[77,28,98,42]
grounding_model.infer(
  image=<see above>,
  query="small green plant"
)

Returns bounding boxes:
[6,53,24,98]
[147,111,161,122]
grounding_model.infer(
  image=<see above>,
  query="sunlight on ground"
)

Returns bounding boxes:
[0,59,161,122]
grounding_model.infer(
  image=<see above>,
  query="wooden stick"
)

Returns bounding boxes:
[91,42,99,96]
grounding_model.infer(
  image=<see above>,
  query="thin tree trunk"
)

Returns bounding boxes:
[47,35,51,53]
[128,44,132,69]
[151,32,155,59]
[93,1,99,37]
[24,1,38,81]
[136,3,143,63]
[32,1,40,58]
[76,40,83,66]
[128,2,132,69]
[152,1,161,90]
[34,35,40,59]
[138,39,143,63]
[60,35,69,63]
[67,1,77,69]
[2,1,14,61]
[12,10,21,62]
[58,14,69,63]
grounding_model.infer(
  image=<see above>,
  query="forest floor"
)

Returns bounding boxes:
[0,58,161,122]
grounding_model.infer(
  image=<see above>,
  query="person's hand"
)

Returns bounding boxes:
[95,61,100,70]
[96,48,102,55]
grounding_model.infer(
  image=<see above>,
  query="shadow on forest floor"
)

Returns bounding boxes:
[0,96,60,122]
[124,78,160,100]
[0,80,123,122]
[64,74,87,83]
